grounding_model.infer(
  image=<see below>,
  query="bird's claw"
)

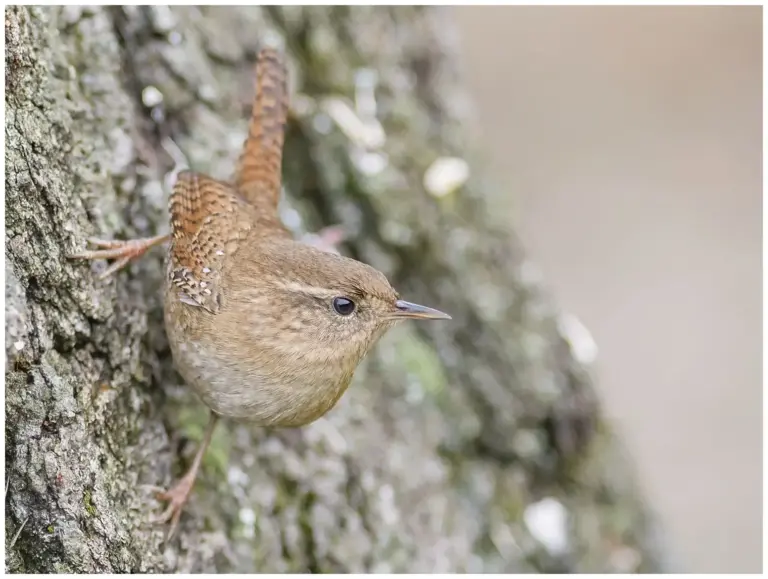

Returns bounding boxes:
[85,237,131,249]
[149,474,196,542]
[67,234,169,279]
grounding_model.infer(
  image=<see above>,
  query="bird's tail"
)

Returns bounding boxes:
[235,48,288,210]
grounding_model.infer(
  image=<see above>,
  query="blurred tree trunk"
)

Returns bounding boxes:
[5,6,668,573]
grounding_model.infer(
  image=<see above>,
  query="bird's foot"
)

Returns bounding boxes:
[148,469,198,542]
[146,414,217,542]
[67,233,170,279]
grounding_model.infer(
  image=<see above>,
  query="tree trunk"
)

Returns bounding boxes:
[5,6,668,573]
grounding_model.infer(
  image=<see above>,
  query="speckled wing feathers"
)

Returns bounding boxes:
[168,171,253,313]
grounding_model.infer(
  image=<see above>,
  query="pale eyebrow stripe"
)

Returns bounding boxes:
[272,280,336,299]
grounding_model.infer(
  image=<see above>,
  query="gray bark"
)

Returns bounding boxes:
[5,6,668,573]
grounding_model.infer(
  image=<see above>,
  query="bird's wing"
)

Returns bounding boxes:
[168,170,254,313]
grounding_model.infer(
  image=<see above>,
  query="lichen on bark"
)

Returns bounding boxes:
[5,5,668,573]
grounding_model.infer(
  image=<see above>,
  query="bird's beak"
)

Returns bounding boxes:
[390,299,452,320]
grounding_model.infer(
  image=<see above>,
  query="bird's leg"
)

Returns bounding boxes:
[151,413,219,541]
[67,233,170,279]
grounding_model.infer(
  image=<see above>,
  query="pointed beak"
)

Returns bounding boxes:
[391,299,452,320]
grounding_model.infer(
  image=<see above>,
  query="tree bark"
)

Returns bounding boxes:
[5,6,668,573]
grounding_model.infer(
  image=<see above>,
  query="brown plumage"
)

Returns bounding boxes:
[68,47,450,540]
[234,48,289,209]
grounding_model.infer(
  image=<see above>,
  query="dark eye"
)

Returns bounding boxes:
[332,296,356,316]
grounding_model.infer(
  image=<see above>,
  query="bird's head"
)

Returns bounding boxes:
[241,241,450,367]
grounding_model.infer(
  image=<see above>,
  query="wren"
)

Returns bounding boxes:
[68,48,450,539]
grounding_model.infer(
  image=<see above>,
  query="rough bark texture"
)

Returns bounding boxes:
[5,6,668,573]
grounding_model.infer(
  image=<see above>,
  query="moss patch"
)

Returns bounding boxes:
[83,489,97,517]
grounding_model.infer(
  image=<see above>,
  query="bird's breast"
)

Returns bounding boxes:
[166,329,353,427]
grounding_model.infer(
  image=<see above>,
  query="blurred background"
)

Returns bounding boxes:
[452,6,761,573]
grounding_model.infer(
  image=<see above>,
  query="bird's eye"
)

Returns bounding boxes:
[332,296,356,316]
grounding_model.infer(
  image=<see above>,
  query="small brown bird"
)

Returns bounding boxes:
[69,48,450,539]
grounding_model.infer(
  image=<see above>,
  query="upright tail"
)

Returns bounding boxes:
[235,48,288,210]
